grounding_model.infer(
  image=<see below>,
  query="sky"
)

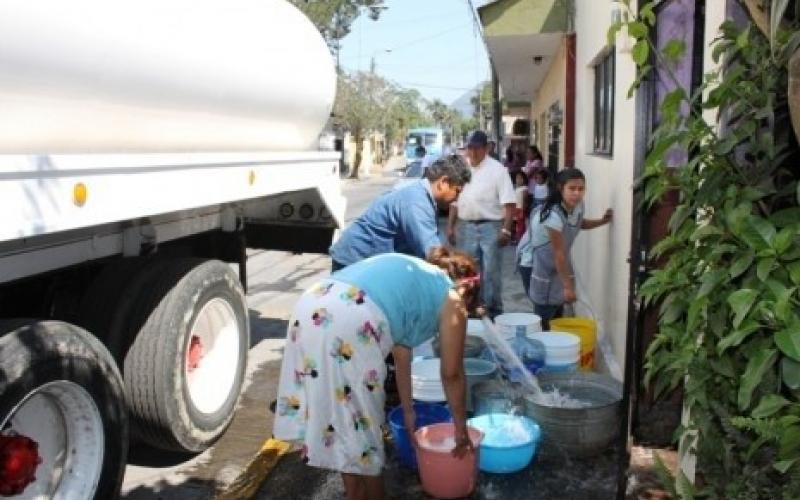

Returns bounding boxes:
[337,0,492,106]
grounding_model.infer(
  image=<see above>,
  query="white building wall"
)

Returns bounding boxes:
[571,0,639,378]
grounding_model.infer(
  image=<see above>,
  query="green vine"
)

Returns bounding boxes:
[610,1,800,498]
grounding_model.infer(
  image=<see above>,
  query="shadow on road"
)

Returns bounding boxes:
[248,309,288,346]
[127,443,196,468]
[122,477,217,500]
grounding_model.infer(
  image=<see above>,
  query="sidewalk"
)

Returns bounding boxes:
[256,241,623,500]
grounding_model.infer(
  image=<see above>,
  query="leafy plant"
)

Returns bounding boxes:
[610,1,800,497]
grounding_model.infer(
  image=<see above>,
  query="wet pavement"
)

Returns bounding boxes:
[255,242,627,499]
[260,433,620,499]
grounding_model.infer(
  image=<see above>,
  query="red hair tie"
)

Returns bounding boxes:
[460,275,480,287]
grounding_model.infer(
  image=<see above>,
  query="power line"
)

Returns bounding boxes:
[341,23,471,61]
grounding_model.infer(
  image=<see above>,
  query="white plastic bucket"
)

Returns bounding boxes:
[494,313,542,340]
[528,332,580,370]
[467,319,486,338]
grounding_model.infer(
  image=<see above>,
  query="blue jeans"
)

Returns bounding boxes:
[456,219,503,316]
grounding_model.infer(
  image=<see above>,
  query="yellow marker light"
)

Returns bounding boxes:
[73,182,88,207]
[248,170,256,186]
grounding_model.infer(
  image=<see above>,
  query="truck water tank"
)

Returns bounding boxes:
[0,0,336,153]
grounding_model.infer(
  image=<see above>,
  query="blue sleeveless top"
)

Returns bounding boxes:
[333,253,454,347]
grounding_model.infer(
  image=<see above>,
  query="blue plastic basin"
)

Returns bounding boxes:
[388,403,451,469]
[467,413,541,473]
[543,362,579,373]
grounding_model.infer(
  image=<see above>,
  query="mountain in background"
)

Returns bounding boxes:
[450,84,482,118]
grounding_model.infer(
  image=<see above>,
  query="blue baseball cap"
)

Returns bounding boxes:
[467,130,489,148]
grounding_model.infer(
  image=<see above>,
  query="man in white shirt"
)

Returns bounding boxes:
[446,130,516,316]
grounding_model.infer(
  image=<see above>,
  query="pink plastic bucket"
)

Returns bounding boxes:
[414,423,483,499]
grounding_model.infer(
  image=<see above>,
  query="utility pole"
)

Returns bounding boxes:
[491,64,502,144]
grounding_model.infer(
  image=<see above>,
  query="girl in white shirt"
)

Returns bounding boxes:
[531,169,550,208]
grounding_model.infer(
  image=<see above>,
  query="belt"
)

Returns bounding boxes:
[460,218,501,224]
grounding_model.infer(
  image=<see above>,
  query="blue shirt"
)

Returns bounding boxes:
[329,179,440,266]
[334,254,453,347]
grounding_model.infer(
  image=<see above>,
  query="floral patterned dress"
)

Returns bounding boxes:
[272,279,394,475]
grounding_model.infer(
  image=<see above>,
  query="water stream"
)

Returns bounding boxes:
[479,317,588,409]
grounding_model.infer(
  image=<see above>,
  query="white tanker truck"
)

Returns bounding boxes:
[0,1,344,497]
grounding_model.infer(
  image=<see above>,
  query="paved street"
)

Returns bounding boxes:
[120,159,628,499]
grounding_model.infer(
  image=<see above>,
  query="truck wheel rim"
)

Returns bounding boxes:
[0,381,104,499]
[185,297,241,415]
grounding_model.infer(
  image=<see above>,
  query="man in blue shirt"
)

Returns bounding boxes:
[329,155,471,270]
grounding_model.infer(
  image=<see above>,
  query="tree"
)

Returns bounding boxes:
[470,81,494,130]
[612,0,800,496]
[289,0,386,52]
[334,71,393,178]
[384,88,427,151]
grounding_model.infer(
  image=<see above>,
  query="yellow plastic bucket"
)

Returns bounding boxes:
[549,317,597,371]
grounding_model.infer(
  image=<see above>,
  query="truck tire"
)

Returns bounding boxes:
[121,259,249,452]
[0,320,128,500]
[77,257,165,361]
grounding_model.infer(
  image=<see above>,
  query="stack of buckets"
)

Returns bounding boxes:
[494,313,597,372]
[528,332,580,372]
[549,317,597,371]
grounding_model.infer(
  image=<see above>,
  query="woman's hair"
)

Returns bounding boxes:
[539,168,586,223]
[424,154,471,187]
[528,145,543,161]
[427,247,481,315]
[505,147,514,163]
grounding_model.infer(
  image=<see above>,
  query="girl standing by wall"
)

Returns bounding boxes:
[516,168,612,329]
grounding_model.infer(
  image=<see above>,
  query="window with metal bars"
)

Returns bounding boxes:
[593,50,615,156]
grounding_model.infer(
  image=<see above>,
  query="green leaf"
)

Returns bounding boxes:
[782,357,800,390]
[662,39,686,63]
[737,24,751,49]
[773,228,795,255]
[718,319,761,353]
[628,21,648,39]
[775,287,795,323]
[780,424,800,460]
[776,328,800,361]
[730,251,755,279]
[641,3,656,25]
[728,289,759,328]
[712,40,731,64]
[738,349,778,410]
[774,458,798,474]
[771,0,790,52]
[770,207,800,228]
[607,21,623,46]
[698,270,726,298]
[757,257,776,281]
[737,217,777,251]
[690,224,723,242]
[788,261,800,286]
[676,469,695,499]
[632,39,650,65]
[752,394,790,418]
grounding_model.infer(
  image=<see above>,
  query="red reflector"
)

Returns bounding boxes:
[0,434,42,496]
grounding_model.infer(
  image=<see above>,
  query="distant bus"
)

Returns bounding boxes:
[405,127,445,163]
